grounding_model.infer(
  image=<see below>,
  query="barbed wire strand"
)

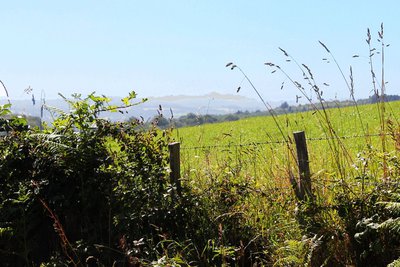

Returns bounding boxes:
[181,133,388,150]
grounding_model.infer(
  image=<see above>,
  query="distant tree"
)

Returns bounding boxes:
[224,114,240,121]
[153,116,170,128]
[203,115,218,124]
[178,113,199,126]
[280,101,289,109]
[186,113,197,120]
[366,94,400,104]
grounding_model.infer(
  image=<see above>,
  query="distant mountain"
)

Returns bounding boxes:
[0,92,274,122]
[142,92,272,118]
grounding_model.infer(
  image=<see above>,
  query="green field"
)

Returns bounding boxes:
[176,100,400,146]
[175,101,400,179]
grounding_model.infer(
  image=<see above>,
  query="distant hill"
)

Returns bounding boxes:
[142,92,272,118]
[0,92,270,122]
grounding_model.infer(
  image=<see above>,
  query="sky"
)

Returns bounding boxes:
[1,0,399,103]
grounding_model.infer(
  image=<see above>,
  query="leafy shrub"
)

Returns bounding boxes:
[0,93,209,266]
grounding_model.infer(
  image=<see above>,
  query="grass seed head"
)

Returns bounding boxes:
[319,40,330,53]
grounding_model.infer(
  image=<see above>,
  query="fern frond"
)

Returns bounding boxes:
[30,133,63,139]
[30,133,74,152]
[305,235,323,265]
[378,217,400,235]
[387,257,400,267]
[43,104,67,117]
[274,236,322,267]
[378,201,400,216]
[388,193,400,202]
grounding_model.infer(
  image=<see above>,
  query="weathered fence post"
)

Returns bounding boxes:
[293,131,313,201]
[168,142,182,196]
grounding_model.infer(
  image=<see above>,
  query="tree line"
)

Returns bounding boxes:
[145,94,400,129]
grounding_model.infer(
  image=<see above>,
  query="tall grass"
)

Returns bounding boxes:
[0,80,11,105]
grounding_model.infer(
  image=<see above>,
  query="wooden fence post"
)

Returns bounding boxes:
[168,142,182,196]
[293,131,313,201]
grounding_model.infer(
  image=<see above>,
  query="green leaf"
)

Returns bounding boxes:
[0,104,12,116]
[121,97,130,106]
[107,105,118,112]
[128,91,137,100]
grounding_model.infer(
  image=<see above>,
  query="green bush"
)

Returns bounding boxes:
[0,93,208,266]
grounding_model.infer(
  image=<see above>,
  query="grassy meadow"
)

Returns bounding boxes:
[175,100,400,180]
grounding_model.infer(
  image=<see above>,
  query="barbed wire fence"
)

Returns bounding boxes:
[169,131,398,199]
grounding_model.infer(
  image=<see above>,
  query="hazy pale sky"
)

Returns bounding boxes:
[1,1,399,102]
